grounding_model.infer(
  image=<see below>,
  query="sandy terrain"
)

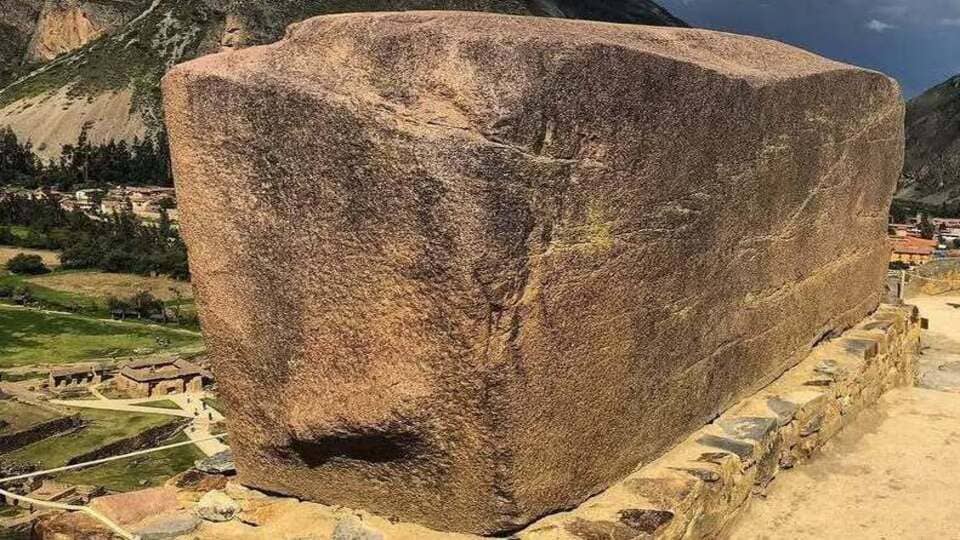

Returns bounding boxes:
[726,294,960,539]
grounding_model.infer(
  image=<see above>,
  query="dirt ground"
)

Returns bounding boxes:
[725,294,960,540]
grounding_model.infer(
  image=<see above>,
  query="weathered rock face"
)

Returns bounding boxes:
[0,0,43,84]
[25,0,143,62]
[163,11,904,535]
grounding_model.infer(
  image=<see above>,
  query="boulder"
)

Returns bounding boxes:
[163,11,904,535]
[133,510,202,540]
[194,449,236,474]
[32,511,114,540]
[88,487,180,527]
[197,490,241,522]
[332,515,385,540]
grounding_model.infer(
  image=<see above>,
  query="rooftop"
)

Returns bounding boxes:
[119,358,202,383]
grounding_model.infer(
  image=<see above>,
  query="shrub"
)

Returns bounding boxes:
[5,253,50,275]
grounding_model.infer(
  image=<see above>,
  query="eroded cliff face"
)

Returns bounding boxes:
[0,0,43,85]
[163,11,904,535]
[25,0,144,62]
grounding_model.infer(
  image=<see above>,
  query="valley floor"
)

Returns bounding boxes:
[725,293,960,539]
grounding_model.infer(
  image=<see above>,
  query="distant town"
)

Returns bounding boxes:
[2,185,178,224]
[888,215,960,267]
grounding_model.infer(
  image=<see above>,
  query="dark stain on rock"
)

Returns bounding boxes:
[697,452,733,465]
[767,397,799,425]
[718,417,777,442]
[697,435,755,460]
[565,518,637,540]
[282,428,423,468]
[843,338,878,359]
[618,508,675,534]
[675,467,721,483]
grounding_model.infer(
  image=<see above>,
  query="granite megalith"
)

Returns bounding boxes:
[162,11,904,535]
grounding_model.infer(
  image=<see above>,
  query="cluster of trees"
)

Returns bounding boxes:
[4,253,49,275]
[0,194,188,280]
[0,125,171,190]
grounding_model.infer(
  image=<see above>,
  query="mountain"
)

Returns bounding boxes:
[900,74,960,212]
[0,0,43,87]
[0,0,686,161]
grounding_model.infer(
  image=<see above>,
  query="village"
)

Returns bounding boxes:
[888,215,960,266]
[1,186,179,223]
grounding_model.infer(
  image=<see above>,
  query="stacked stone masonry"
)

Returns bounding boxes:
[520,303,920,540]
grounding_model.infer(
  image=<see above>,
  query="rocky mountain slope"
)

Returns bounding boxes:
[0,0,44,87]
[0,0,686,161]
[900,74,960,210]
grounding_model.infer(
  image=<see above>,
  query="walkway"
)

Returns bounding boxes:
[726,293,960,539]
[50,391,229,457]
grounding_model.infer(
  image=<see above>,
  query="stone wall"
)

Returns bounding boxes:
[170,304,920,540]
[163,11,904,534]
[0,414,82,454]
[904,259,960,298]
[520,303,921,539]
[65,419,189,466]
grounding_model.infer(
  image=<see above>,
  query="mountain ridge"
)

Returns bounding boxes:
[0,0,687,161]
[899,73,960,213]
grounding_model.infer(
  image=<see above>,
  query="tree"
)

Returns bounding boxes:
[5,253,49,275]
[0,226,15,245]
[920,213,936,240]
[130,290,163,318]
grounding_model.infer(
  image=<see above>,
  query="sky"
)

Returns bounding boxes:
[657,0,960,98]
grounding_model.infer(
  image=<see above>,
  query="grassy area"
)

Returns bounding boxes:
[0,400,62,433]
[137,399,182,410]
[1,269,196,324]
[4,408,178,469]
[0,246,60,268]
[27,271,193,302]
[0,305,202,368]
[56,432,204,492]
[0,370,46,383]
[0,272,98,314]
[201,397,225,415]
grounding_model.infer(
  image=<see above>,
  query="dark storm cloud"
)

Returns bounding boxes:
[659,0,960,97]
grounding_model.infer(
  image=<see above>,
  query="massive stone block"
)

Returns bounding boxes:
[162,11,904,535]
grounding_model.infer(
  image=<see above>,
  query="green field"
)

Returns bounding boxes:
[201,397,225,415]
[4,408,179,468]
[56,432,204,492]
[0,272,95,313]
[0,400,62,433]
[0,305,202,368]
[137,399,182,410]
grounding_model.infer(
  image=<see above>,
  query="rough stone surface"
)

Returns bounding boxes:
[197,490,241,522]
[332,515,386,540]
[87,486,180,527]
[183,305,919,540]
[194,449,236,474]
[133,510,202,540]
[163,11,904,535]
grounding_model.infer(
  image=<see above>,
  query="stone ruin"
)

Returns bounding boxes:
[162,11,904,535]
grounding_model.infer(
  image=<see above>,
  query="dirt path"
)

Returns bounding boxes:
[725,294,960,539]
